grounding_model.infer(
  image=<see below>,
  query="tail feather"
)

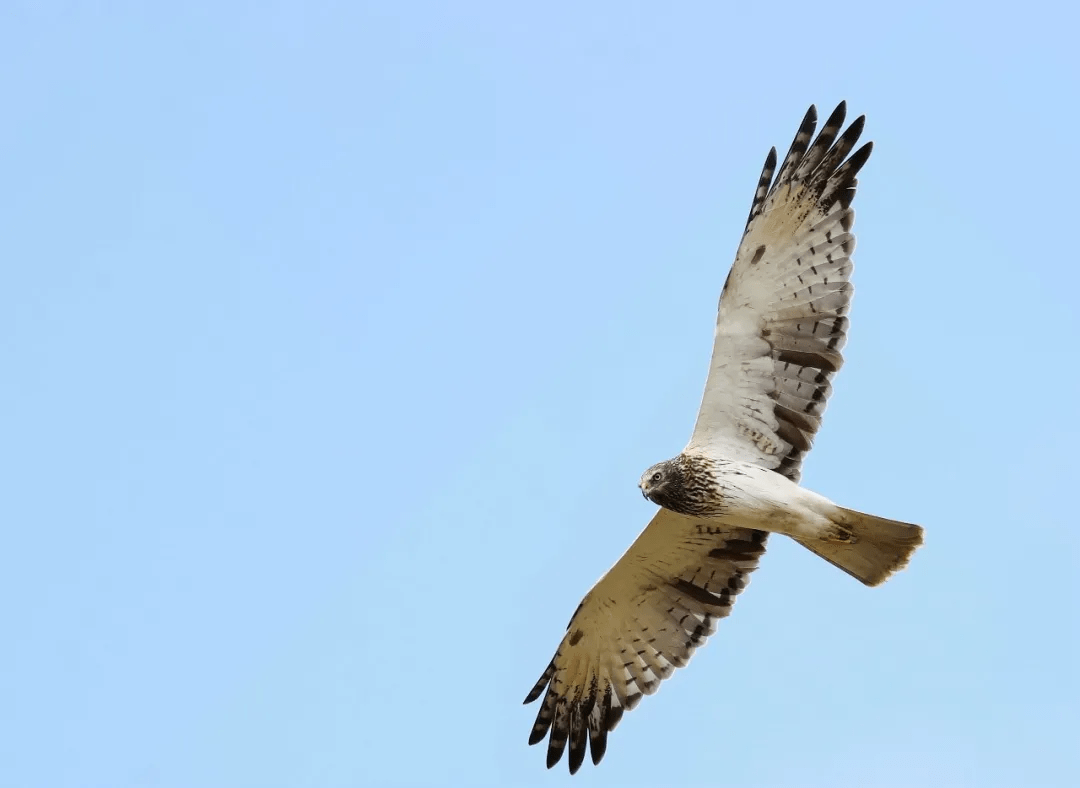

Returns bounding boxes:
[795,507,923,587]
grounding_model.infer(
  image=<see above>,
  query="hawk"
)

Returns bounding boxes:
[524,103,924,774]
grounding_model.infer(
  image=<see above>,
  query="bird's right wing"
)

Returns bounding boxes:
[685,103,872,481]
[524,509,768,774]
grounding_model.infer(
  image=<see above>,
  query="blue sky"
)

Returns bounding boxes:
[2,3,1078,787]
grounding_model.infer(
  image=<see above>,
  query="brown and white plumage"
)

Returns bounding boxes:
[525,103,923,774]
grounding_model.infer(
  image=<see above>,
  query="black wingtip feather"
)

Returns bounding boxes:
[824,101,847,129]
[528,687,556,745]
[845,114,866,142]
[774,105,819,186]
[567,708,587,774]
[546,746,562,770]
[528,725,548,747]
[847,140,873,176]
[745,146,779,230]
[587,690,611,766]
[546,701,569,769]
[590,732,608,766]
[765,146,778,169]
[523,660,555,704]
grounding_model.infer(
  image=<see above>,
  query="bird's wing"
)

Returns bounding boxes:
[685,102,872,482]
[524,508,767,774]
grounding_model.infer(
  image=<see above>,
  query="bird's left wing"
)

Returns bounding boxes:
[685,103,872,481]
[524,508,767,774]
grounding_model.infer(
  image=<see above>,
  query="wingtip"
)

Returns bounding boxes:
[568,745,586,775]
[846,113,866,138]
[847,140,874,173]
[823,101,847,130]
[523,659,556,704]
[546,743,565,770]
[590,735,607,766]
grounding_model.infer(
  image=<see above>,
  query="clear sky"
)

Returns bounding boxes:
[2,3,1078,787]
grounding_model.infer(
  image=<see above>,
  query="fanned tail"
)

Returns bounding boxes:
[795,507,923,587]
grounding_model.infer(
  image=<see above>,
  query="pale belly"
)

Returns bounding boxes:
[703,459,839,540]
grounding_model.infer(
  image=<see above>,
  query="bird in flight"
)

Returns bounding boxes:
[524,102,924,775]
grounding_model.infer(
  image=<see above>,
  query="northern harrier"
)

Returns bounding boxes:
[524,102,924,774]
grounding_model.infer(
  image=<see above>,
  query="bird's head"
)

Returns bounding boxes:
[638,459,684,509]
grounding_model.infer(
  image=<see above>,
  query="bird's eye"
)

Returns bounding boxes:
[652,472,662,482]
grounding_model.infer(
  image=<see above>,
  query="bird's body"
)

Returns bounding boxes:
[644,453,837,538]
[643,450,922,581]
[524,103,924,775]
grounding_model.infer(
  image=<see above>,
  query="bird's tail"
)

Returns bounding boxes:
[795,507,924,587]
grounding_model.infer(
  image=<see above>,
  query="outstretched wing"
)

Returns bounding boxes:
[685,102,872,482]
[524,509,767,774]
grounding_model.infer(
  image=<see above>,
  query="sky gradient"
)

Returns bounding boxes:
[2,3,1078,787]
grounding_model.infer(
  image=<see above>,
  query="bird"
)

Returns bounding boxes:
[523,102,924,775]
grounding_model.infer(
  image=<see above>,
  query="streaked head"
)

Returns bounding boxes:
[639,459,682,507]
[639,454,720,516]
